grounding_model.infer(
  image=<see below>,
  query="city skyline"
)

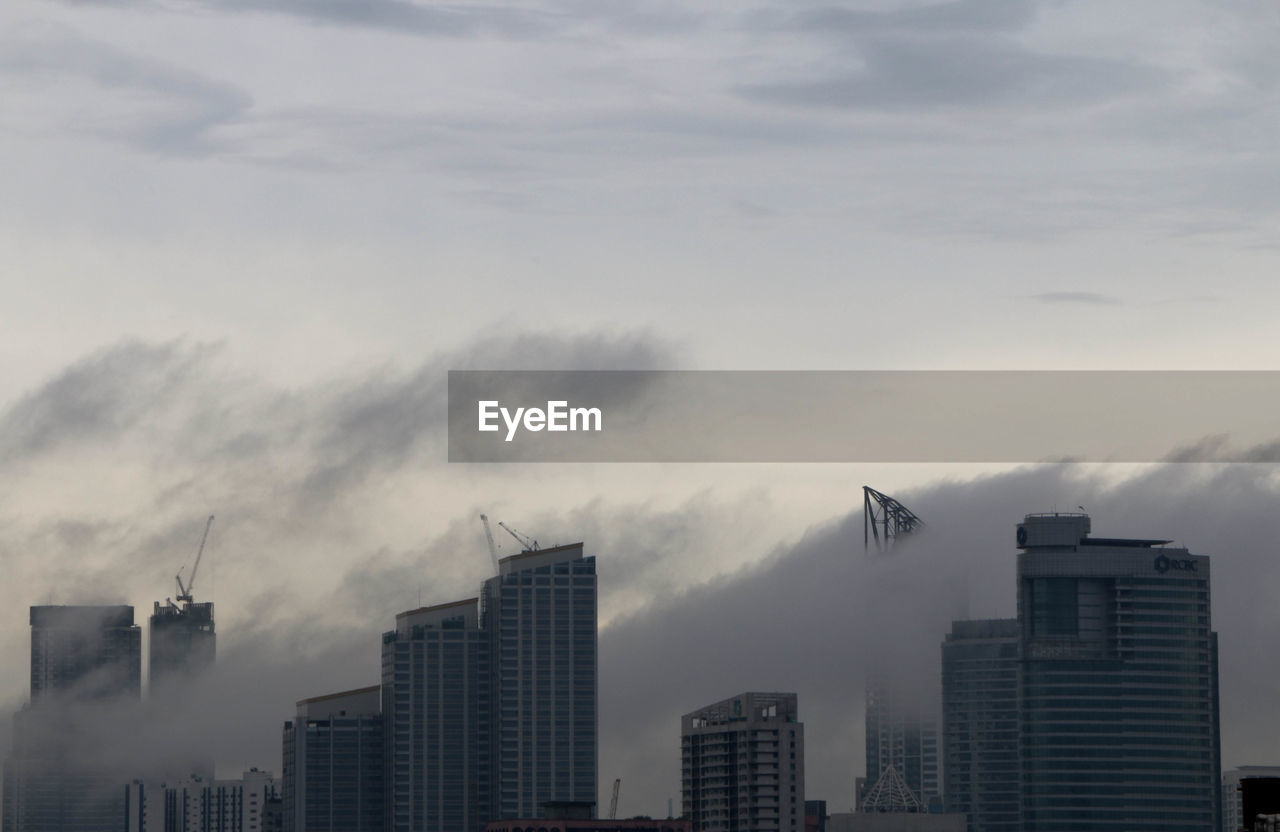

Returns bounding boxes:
[2,478,1279,820]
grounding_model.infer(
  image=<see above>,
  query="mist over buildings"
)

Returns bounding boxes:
[1,338,1279,817]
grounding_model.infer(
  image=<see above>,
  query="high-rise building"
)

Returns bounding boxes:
[941,619,1018,832]
[30,605,142,702]
[149,600,216,689]
[3,605,143,832]
[483,544,598,819]
[378,542,597,830]
[281,686,383,832]
[1222,767,1280,832]
[682,692,806,832]
[1016,512,1221,831]
[862,677,939,812]
[127,769,279,832]
[382,600,490,832]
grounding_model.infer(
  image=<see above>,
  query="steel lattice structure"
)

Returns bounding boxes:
[863,486,924,553]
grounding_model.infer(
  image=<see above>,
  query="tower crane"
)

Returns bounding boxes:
[609,778,621,820]
[480,514,501,573]
[497,521,539,552]
[176,515,215,604]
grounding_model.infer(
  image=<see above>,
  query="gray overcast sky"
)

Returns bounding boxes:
[3,0,1280,817]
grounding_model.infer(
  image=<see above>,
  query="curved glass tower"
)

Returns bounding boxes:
[1016,513,1220,832]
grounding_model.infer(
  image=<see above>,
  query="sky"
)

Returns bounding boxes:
[3,0,1280,818]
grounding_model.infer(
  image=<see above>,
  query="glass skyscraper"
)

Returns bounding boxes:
[381,542,597,830]
[282,685,384,832]
[382,599,491,832]
[941,618,1019,832]
[1016,512,1221,831]
[483,543,598,820]
[863,675,939,811]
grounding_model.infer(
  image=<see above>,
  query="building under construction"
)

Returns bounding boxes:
[150,516,217,689]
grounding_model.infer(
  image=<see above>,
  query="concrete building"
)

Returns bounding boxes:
[863,678,938,812]
[1223,767,1280,832]
[383,599,491,832]
[682,692,805,832]
[282,686,384,832]
[1016,512,1221,831]
[940,619,1018,832]
[379,542,598,831]
[127,769,279,832]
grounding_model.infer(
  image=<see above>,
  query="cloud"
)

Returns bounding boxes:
[4,339,1280,815]
[1026,291,1121,305]
[761,0,1038,37]
[0,26,252,156]
[740,36,1164,112]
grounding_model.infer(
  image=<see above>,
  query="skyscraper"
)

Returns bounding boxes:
[30,605,142,702]
[379,541,597,830]
[681,691,805,832]
[483,543,598,819]
[149,600,215,689]
[1016,512,1221,831]
[862,676,939,812]
[940,619,1018,832]
[382,600,490,832]
[282,686,384,832]
[4,606,143,832]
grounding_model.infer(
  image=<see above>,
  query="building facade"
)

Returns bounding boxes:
[127,769,279,832]
[282,686,384,832]
[3,605,143,832]
[382,599,491,832]
[863,677,939,812]
[30,605,142,702]
[682,692,805,832]
[1016,512,1221,831]
[483,544,598,820]
[1222,767,1280,832]
[941,619,1018,832]
[378,542,598,830]
[149,600,216,689]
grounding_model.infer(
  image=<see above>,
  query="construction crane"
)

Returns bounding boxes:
[497,521,539,553]
[176,515,215,603]
[480,514,501,573]
[609,778,621,820]
[863,487,923,553]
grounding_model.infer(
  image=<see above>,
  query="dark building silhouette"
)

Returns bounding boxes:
[30,605,142,702]
[282,686,384,832]
[383,599,490,832]
[941,619,1018,832]
[380,542,597,832]
[149,600,215,689]
[3,605,142,832]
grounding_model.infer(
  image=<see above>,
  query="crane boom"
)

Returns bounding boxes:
[497,521,539,552]
[480,514,501,573]
[609,778,621,819]
[176,515,215,603]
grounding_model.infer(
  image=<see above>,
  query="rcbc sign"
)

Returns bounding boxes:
[1154,554,1197,574]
